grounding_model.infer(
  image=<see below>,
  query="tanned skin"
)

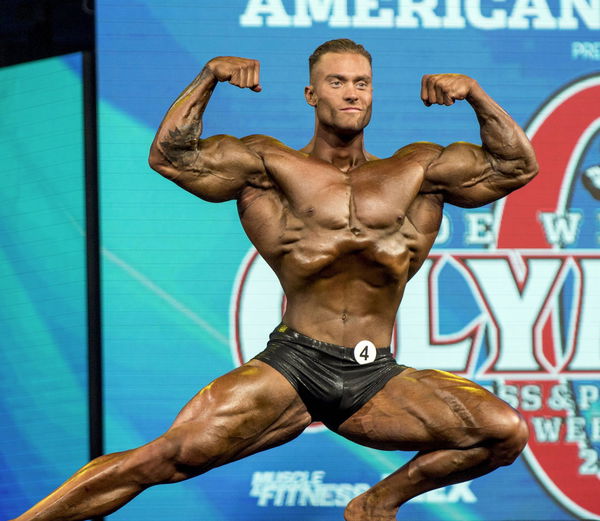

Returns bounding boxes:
[11,51,538,521]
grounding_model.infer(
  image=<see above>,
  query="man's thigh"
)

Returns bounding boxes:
[334,368,515,452]
[164,359,312,468]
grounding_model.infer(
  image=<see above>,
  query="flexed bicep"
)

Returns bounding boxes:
[154,133,267,202]
[420,74,538,208]
[423,141,528,208]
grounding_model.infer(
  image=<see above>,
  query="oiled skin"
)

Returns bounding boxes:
[11,52,538,521]
[236,137,437,348]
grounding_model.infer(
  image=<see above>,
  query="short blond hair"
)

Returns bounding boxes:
[309,39,372,77]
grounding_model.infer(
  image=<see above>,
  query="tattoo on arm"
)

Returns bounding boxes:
[157,66,217,170]
[159,125,201,170]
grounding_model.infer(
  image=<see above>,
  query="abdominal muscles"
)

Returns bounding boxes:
[274,228,411,347]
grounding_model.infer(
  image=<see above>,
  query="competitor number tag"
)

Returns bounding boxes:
[353,340,376,365]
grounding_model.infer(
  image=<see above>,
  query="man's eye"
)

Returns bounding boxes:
[357,82,368,89]
[330,80,342,87]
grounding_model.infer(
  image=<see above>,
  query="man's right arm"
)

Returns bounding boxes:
[148,57,267,202]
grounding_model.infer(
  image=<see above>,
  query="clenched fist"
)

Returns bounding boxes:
[206,56,261,92]
[421,74,479,106]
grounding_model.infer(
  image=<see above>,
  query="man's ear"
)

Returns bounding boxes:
[304,85,316,107]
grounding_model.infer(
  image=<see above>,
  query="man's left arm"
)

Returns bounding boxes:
[421,74,539,208]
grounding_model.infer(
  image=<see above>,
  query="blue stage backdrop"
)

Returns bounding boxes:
[0,54,88,519]
[96,2,599,520]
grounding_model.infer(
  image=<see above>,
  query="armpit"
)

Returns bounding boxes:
[237,184,272,217]
[239,135,283,191]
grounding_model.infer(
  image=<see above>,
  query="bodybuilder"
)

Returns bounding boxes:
[12,39,538,521]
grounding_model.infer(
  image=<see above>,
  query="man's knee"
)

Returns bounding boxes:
[138,424,235,484]
[123,435,191,486]
[488,406,529,467]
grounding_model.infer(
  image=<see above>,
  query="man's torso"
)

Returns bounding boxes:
[237,135,444,347]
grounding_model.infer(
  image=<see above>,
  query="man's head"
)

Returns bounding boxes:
[305,39,373,135]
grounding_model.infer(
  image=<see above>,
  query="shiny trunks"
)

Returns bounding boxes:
[253,324,408,428]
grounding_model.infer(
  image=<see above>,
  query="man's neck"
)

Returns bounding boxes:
[300,126,369,173]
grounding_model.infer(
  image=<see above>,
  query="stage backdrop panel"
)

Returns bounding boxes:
[97,2,600,520]
[0,54,88,519]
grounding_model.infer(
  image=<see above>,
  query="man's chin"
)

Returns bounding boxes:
[334,119,370,135]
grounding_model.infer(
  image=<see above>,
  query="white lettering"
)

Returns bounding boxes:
[274,485,291,506]
[592,417,600,441]
[297,483,318,506]
[239,0,599,29]
[434,213,451,245]
[559,0,600,29]
[398,258,478,371]
[335,484,358,506]
[548,383,576,411]
[565,416,587,442]
[257,487,277,506]
[251,471,276,495]
[464,211,495,245]
[532,416,563,442]
[293,0,351,27]
[311,470,325,483]
[508,0,557,29]
[466,258,562,371]
[441,0,466,28]
[240,0,291,26]
[465,0,508,29]
[539,211,582,246]
[353,0,394,26]
[250,471,372,507]
[570,259,600,370]
[579,447,599,474]
[521,384,543,410]
[572,41,600,60]
[496,383,543,409]
[579,384,600,410]
[317,484,335,506]
[447,481,477,503]
[396,0,442,28]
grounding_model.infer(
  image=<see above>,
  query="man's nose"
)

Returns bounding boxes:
[343,85,359,101]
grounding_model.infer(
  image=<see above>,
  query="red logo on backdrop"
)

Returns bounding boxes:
[496,74,600,520]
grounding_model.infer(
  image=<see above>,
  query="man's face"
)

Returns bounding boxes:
[305,52,373,135]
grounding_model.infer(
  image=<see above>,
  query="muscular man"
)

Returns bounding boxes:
[12,39,537,521]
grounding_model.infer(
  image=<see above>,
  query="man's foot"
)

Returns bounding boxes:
[344,490,397,521]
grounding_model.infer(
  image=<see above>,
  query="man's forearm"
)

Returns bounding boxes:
[149,66,218,171]
[467,85,538,178]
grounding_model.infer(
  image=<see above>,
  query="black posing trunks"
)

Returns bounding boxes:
[253,324,408,429]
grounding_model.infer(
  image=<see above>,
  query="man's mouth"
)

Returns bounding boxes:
[340,107,361,112]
